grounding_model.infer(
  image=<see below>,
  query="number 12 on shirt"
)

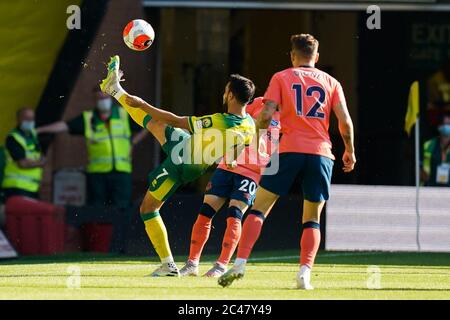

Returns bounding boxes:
[292,84,326,119]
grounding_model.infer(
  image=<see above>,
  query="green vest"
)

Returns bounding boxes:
[83,106,132,173]
[423,137,450,186]
[1,129,43,193]
[423,138,438,176]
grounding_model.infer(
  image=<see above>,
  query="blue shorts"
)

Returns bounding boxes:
[259,153,334,202]
[205,168,258,206]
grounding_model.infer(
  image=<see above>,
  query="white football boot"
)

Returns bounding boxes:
[296,265,314,290]
[179,260,199,277]
[99,55,123,96]
[218,262,245,287]
[204,262,227,278]
[150,262,180,277]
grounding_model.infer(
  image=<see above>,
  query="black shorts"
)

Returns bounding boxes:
[259,153,334,202]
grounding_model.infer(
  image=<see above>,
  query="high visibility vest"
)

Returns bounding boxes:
[1,129,43,193]
[423,138,438,177]
[83,106,132,173]
[423,137,450,185]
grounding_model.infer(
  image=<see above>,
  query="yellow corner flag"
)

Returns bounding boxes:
[404,81,420,136]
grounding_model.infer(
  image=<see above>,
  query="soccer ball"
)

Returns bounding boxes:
[122,19,155,51]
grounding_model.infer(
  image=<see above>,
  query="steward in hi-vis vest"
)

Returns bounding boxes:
[82,106,132,174]
[2,108,46,200]
[422,115,450,186]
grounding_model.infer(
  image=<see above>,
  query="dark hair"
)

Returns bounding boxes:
[228,74,255,105]
[290,34,319,59]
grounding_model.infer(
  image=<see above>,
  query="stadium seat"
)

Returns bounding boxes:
[65,205,126,253]
[5,196,65,255]
[81,223,113,253]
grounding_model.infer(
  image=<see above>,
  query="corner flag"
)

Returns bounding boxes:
[404,80,422,251]
[404,81,420,136]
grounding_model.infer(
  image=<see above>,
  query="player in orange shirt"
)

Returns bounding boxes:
[179,97,281,277]
[219,34,356,289]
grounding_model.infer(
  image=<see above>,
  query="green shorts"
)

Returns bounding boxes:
[147,126,206,201]
[147,159,183,202]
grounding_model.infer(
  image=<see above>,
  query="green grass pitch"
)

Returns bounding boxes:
[0,250,449,299]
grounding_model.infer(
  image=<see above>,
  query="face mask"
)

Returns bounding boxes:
[96,98,112,112]
[438,124,450,137]
[20,120,35,132]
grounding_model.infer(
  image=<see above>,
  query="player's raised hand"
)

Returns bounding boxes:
[342,150,356,173]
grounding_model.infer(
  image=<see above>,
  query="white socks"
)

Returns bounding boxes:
[188,259,199,267]
[300,264,311,275]
[234,258,247,267]
[161,256,174,264]
[112,82,126,101]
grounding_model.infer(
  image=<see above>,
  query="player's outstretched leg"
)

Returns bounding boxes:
[100,56,138,120]
[100,56,170,146]
[140,191,179,277]
[218,187,278,288]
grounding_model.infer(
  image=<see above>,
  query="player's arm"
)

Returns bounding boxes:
[333,101,356,173]
[258,73,281,131]
[124,94,190,130]
[224,143,245,170]
[255,100,277,153]
[256,100,277,131]
[223,123,253,169]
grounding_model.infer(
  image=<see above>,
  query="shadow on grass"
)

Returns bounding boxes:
[1,250,450,267]
[316,251,450,267]
[0,253,156,266]
[311,287,450,292]
[247,250,450,267]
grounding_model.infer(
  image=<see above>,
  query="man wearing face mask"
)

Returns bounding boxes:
[37,87,147,211]
[2,108,46,199]
[422,114,450,186]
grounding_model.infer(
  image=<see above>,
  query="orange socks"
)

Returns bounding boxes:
[236,210,265,260]
[300,222,321,268]
[217,206,243,265]
[188,203,216,263]
[189,214,212,263]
